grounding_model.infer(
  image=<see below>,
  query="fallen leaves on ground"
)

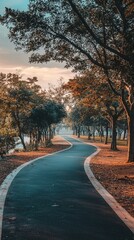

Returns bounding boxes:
[0,144,69,186]
[90,142,134,218]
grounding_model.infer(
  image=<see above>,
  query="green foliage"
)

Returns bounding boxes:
[0,73,67,151]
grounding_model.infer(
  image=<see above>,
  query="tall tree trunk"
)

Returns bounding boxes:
[13,112,27,151]
[19,133,26,151]
[48,126,52,143]
[77,126,81,138]
[127,113,134,162]
[111,117,118,151]
[74,125,77,136]
[121,93,134,162]
[30,131,32,145]
[92,126,96,141]
[100,125,103,142]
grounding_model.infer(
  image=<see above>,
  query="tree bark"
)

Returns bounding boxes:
[127,112,134,162]
[74,125,77,136]
[121,92,134,162]
[19,133,26,151]
[48,126,53,145]
[77,126,81,138]
[100,125,103,142]
[111,117,118,151]
[12,111,27,151]
[92,126,96,141]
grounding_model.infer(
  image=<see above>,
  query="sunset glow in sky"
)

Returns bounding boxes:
[0,0,74,89]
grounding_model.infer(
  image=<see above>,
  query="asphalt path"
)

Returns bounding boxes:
[1,136,133,240]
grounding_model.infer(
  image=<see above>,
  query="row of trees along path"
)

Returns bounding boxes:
[64,70,125,151]
[0,1,134,161]
[0,73,66,154]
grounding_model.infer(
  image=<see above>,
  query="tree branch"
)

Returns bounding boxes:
[117,108,124,118]
[115,0,127,33]
[67,0,129,61]
[121,88,130,117]
[102,67,121,97]
[47,24,108,69]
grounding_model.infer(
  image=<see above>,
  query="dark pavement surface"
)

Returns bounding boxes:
[2,136,134,240]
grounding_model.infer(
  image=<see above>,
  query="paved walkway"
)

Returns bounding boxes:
[1,136,134,240]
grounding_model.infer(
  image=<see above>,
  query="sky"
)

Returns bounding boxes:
[0,0,74,89]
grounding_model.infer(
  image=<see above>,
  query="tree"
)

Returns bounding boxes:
[0,73,44,150]
[0,73,66,151]
[70,102,98,139]
[0,113,16,155]
[1,1,134,161]
[65,70,125,150]
[0,73,17,154]
[7,74,41,150]
[26,100,66,149]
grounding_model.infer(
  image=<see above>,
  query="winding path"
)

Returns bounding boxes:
[1,136,133,240]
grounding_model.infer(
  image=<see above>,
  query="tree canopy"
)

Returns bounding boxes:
[0,73,67,151]
[65,70,125,150]
[1,1,133,70]
[1,1,134,161]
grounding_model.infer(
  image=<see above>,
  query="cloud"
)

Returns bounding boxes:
[0,66,75,89]
[0,1,75,89]
[0,49,30,68]
[0,29,74,89]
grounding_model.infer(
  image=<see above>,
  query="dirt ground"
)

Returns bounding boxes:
[0,136,133,219]
[0,137,69,185]
[81,137,134,218]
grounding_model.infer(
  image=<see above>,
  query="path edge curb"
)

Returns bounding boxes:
[84,144,134,234]
[0,136,72,239]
